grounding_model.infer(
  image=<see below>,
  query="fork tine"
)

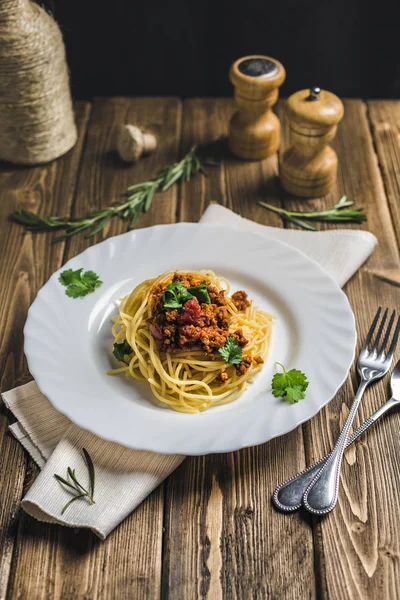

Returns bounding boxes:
[379,309,396,355]
[385,314,400,361]
[361,306,382,353]
[372,307,388,352]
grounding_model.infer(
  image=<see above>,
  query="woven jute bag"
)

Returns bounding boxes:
[0,0,77,164]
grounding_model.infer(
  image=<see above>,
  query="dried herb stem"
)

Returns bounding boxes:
[54,448,96,514]
[10,146,207,242]
[258,196,366,231]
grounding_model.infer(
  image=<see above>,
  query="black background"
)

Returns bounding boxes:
[43,0,400,99]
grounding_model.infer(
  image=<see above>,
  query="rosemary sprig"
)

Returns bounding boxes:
[10,146,207,242]
[258,196,366,231]
[54,448,96,514]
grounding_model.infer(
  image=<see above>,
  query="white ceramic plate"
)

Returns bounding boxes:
[24,223,356,455]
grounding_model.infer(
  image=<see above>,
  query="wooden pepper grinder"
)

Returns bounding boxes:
[281,86,344,197]
[228,55,286,160]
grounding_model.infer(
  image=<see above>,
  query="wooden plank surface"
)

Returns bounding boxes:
[4,98,182,600]
[163,98,316,599]
[1,97,400,600]
[367,101,400,248]
[0,102,91,600]
[277,99,400,599]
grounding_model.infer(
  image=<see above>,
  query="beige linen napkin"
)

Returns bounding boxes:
[1,205,377,539]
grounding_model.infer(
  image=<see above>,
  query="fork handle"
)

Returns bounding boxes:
[272,400,395,512]
[302,379,369,515]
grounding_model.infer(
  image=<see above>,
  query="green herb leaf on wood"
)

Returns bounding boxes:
[258,196,366,231]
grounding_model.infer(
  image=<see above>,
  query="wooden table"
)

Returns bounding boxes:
[1,98,400,600]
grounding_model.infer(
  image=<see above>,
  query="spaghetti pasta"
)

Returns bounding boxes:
[108,270,274,414]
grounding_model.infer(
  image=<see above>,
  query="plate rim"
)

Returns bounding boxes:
[24,222,357,455]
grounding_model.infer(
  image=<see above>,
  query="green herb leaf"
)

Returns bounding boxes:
[9,209,69,231]
[54,448,96,514]
[162,281,193,309]
[59,268,81,287]
[162,295,182,309]
[59,268,102,299]
[144,184,157,212]
[188,281,211,304]
[113,340,133,363]
[67,467,87,495]
[81,270,102,289]
[54,474,78,492]
[61,494,87,515]
[82,448,95,500]
[86,214,112,237]
[218,337,243,365]
[271,362,309,404]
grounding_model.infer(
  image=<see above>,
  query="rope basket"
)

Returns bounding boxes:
[0,0,77,164]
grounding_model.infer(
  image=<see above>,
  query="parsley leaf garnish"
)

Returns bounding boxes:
[218,337,243,365]
[272,362,309,404]
[163,281,193,309]
[113,340,133,363]
[162,280,212,309]
[59,268,102,298]
[188,281,211,304]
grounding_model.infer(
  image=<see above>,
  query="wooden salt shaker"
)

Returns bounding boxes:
[280,86,344,197]
[228,55,286,160]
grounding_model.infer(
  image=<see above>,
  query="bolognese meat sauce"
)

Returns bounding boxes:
[148,273,254,373]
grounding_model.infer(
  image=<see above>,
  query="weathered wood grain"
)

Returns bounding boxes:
[6,98,182,600]
[278,100,400,599]
[367,101,400,249]
[2,97,400,600]
[178,98,282,227]
[178,98,234,222]
[67,96,182,252]
[0,102,91,599]
[163,98,315,599]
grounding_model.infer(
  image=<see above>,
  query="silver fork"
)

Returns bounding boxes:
[296,307,399,515]
[273,357,400,513]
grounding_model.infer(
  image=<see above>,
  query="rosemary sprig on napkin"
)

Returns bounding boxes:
[259,196,366,231]
[54,448,96,514]
[10,146,207,242]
